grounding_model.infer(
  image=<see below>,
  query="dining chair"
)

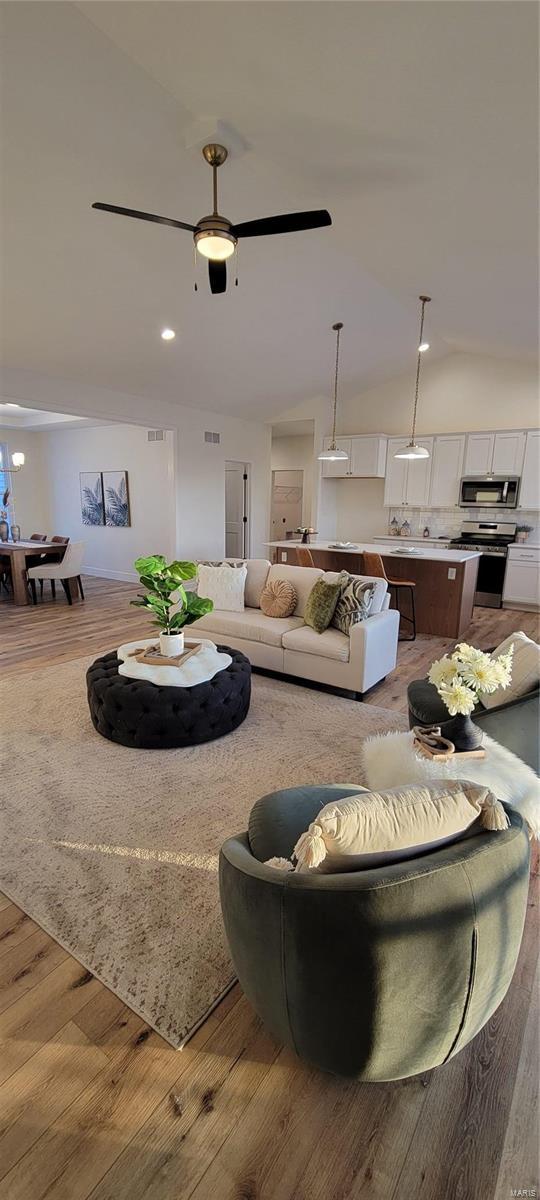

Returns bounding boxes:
[29,533,48,542]
[361,551,416,641]
[38,536,70,598]
[26,532,50,571]
[295,546,315,568]
[27,541,85,606]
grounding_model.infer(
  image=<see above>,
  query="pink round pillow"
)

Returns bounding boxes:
[260,578,297,618]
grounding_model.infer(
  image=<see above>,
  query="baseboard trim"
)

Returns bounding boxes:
[82,566,138,583]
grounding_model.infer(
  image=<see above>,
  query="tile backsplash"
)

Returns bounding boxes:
[387,507,539,541]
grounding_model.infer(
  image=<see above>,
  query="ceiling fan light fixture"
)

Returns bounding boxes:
[195,229,236,260]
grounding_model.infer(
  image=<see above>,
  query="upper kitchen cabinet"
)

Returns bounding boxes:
[383,437,433,506]
[463,430,526,476]
[518,431,540,509]
[463,433,494,475]
[428,434,465,507]
[321,436,387,478]
[492,431,526,475]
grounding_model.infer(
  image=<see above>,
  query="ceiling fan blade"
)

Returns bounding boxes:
[208,259,227,294]
[92,203,197,233]
[233,210,331,238]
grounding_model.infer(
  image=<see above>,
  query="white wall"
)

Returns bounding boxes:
[1,369,273,569]
[0,426,51,536]
[41,424,175,580]
[271,435,315,528]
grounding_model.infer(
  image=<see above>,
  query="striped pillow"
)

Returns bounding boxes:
[332,575,374,635]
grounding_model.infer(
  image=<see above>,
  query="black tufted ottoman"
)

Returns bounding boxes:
[86,646,251,749]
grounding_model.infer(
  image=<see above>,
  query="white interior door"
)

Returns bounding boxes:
[225,462,250,558]
[270,470,303,540]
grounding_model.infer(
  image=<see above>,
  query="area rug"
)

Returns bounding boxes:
[0,659,406,1047]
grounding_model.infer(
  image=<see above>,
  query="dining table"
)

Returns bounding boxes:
[0,540,74,606]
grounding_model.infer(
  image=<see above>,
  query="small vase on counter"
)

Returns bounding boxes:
[423,527,430,538]
[400,520,411,537]
[389,517,400,537]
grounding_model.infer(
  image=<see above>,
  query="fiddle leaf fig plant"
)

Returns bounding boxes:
[130,555,213,633]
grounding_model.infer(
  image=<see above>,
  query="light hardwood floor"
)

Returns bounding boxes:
[0,578,538,1200]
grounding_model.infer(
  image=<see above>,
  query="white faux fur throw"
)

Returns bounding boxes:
[361,731,540,839]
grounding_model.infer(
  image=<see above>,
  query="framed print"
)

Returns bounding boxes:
[103,470,131,527]
[80,472,105,526]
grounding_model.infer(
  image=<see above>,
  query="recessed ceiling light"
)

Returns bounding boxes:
[161,328,176,341]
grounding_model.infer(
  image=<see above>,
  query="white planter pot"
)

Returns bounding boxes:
[159,631,184,658]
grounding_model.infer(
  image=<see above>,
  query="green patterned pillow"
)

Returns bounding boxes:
[332,575,374,635]
[304,576,343,634]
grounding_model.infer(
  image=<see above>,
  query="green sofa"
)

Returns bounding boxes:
[219,785,530,1080]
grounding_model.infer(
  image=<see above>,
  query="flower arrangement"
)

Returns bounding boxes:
[428,642,513,716]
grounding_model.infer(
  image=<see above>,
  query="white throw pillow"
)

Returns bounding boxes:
[286,781,508,873]
[481,631,540,709]
[197,562,247,612]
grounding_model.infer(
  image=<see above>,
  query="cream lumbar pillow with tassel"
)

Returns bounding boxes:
[265,781,509,874]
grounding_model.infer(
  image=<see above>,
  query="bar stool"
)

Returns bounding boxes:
[362,551,416,641]
[295,546,315,567]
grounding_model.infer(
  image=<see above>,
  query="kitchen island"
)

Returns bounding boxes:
[267,540,481,638]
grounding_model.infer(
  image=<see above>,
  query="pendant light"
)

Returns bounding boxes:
[318,322,348,462]
[394,295,431,460]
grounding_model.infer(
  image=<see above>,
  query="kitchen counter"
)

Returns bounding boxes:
[266,540,481,638]
[267,540,481,564]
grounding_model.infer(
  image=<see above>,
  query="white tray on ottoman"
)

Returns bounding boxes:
[118,637,232,688]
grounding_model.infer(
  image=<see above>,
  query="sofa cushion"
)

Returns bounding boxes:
[290,781,507,874]
[223,559,271,608]
[193,607,304,648]
[260,578,297,618]
[322,571,387,615]
[267,563,323,617]
[304,575,343,633]
[481,631,540,709]
[282,624,350,662]
[332,576,374,635]
[197,562,247,612]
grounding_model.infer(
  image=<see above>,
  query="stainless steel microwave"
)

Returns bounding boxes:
[459,476,520,509]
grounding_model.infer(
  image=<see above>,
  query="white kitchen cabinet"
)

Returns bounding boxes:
[464,430,526,477]
[463,433,495,475]
[428,435,465,507]
[321,435,387,478]
[320,438,352,477]
[383,441,409,505]
[492,431,526,475]
[503,546,540,609]
[518,431,540,509]
[349,436,387,478]
[383,437,433,506]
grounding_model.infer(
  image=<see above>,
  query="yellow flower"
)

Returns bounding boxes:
[439,678,477,716]
[453,643,486,664]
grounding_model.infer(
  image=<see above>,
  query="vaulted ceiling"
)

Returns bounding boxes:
[1,2,537,420]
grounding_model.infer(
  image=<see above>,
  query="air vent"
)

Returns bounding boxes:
[147,430,165,442]
[204,431,221,444]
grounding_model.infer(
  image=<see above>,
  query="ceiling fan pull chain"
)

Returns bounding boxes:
[193,242,198,292]
[234,242,239,287]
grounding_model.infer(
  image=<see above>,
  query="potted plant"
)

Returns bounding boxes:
[131,555,214,657]
[427,642,513,751]
[515,524,533,544]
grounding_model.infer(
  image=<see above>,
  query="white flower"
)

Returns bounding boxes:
[453,643,486,664]
[491,647,514,689]
[439,678,477,716]
[460,659,500,694]
[428,656,458,689]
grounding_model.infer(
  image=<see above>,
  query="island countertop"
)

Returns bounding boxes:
[266,540,481,564]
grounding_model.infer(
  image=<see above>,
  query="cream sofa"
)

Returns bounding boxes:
[190,560,399,698]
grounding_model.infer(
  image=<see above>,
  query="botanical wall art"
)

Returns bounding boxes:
[103,470,131,527]
[80,472,105,526]
[79,471,131,527]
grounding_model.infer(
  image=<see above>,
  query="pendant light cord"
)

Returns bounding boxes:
[411,296,430,444]
[330,321,343,446]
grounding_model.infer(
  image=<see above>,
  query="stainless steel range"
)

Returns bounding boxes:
[449,521,516,608]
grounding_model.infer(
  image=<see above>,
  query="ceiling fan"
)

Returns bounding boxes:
[93,144,331,294]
